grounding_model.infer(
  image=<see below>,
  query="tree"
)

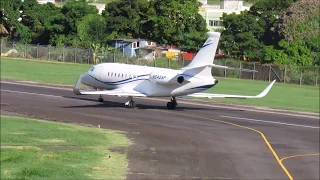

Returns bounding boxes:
[278,0,319,65]
[278,39,314,66]
[61,0,98,46]
[102,0,150,39]
[102,0,207,51]
[0,0,22,39]
[249,0,298,46]
[20,1,62,44]
[219,11,264,60]
[45,13,69,46]
[149,0,207,51]
[218,0,316,65]
[77,14,106,47]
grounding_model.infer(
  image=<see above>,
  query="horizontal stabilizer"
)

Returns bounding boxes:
[184,80,276,99]
[210,64,258,72]
[182,63,257,72]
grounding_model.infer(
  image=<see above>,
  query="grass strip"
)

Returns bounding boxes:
[0,115,130,180]
[1,57,319,112]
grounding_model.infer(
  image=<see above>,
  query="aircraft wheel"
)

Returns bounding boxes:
[167,102,176,110]
[130,101,136,108]
[98,97,104,102]
[126,101,136,108]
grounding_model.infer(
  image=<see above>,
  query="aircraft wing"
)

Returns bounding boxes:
[184,80,276,99]
[74,88,147,97]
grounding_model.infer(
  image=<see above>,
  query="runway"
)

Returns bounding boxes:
[1,80,319,180]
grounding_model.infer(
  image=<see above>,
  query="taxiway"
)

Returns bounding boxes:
[1,81,319,180]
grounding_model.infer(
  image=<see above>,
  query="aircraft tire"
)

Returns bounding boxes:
[98,97,104,102]
[126,101,135,108]
[131,101,136,108]
[167,102,176,110]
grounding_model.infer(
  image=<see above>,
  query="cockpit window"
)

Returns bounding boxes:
[90,67,95,71]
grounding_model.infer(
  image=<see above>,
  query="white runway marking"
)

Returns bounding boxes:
[0,89,63,98]
[220,115,319,129]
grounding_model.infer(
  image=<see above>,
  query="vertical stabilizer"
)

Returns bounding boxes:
[184,32,221,69]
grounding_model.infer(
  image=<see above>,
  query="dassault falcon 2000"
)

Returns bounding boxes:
[73,32,276,109]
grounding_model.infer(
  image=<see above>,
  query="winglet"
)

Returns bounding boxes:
[73,74,84,95]
[255,79,276,98]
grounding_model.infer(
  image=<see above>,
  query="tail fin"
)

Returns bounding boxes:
[185,32,221,69]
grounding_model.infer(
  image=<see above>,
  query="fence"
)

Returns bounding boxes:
[1,41,319,86]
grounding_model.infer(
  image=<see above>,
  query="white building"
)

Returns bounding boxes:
[89,3,105,15]
[198,0,250,31]
[37,0,55,4]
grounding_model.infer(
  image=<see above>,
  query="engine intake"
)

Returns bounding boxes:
[177,76,184,84]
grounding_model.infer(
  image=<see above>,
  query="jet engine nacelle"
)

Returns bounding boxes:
[150,70,184,85]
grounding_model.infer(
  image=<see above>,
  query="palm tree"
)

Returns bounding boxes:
[0,23,9,37]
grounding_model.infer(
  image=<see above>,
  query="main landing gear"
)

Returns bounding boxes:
[167,97,177,110]
[125,96,136,108]
[98,95,177,109]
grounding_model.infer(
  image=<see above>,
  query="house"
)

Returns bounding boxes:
[112,38,152,58]
[89,3,105,15]
[198,0,250,31]
[139,45,167,61]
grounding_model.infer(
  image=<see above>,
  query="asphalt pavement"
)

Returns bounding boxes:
[1,80,319,180]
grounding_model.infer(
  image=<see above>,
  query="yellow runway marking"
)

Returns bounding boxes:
[280,153,320,162]
[151,109,294,180]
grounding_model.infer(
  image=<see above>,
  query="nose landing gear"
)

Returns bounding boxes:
[98,95,104,102]
[167,97,177,110]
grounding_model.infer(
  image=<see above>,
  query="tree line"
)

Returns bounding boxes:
[219,0,319,66]
[0,0,207,52]
[0,0,319,66]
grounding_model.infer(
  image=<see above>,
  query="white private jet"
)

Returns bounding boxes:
[73,32,276,109]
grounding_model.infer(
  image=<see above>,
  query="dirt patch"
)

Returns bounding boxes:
[108,147,127,154]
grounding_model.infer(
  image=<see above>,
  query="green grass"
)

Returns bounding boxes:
[202,78,319,112]
[1,115,130,180]
[1,57,319,112]
[0,58,92,85]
